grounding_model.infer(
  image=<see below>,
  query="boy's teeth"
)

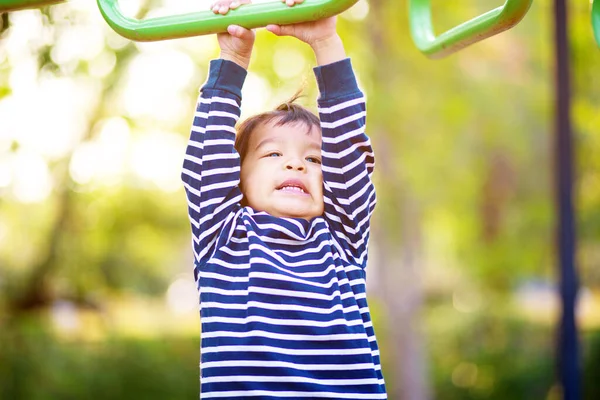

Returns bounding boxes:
[280,185,305,193]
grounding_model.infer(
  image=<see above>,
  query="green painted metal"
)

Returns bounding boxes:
[97,0,359,42]
[0,0,63,12]
[409,0,533,58]
[593,0,600,47]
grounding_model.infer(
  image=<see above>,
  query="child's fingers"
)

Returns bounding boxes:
[227,24,242,37]
[211,3,227,14]
[227,24,253,39]
[265,24,281,36]
[212,0,251,13]
[267,24,295,37]
[282,0,303,6]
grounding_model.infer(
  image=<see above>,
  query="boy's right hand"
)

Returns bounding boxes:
[212,0,255,70]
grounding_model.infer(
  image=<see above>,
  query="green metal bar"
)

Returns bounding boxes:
[593,0,600,47]
[97,0,358,42]
[409,0,533,58]
[0,0,63,12]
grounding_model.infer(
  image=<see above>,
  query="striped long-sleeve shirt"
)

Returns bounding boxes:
[181,58,386,399]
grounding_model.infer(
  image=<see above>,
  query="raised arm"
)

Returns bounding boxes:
[181,60,244,269]
[316,59,375,266]
[181,23,254,272]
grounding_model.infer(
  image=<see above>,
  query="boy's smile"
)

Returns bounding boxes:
[277,178,309,194]
[240,120,324,220]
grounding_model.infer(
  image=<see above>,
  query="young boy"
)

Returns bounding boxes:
[181,0,386,397]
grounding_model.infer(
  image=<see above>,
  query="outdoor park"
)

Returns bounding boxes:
[0,0,599,398]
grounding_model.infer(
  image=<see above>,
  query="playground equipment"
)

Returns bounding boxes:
[4,0,597,51]
[594,0,600,46]
[408,0,533,58]
[0,0,62,12]
[0,0,535,50]
[2,0,599,50]
[96,0,359,42]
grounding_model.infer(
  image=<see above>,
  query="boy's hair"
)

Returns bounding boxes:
[234,92,321,165]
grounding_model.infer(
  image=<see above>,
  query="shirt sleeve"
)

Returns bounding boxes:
[314,58,376,267]
[181,59,246,272]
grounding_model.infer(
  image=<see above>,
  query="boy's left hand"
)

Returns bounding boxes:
[266,0,337,48]
[265,0,345,65]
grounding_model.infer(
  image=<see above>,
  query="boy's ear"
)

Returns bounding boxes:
[238,182,247,206]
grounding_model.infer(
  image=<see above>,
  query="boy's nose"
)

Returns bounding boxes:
[285,158,305,171]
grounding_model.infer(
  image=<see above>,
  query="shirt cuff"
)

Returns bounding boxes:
[201,59,248,98]
[313,58,360,101]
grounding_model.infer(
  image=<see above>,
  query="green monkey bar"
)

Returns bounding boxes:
[409,0,533,58]
[593,0,600,47]
[96,0,358,42]
[2,0,597,52]
[0,0,63,12]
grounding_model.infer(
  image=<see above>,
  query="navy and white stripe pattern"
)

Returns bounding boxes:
[182,59,386,399]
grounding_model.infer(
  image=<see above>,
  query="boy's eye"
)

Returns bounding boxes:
[306,156,322,164]
[266,152,281,158]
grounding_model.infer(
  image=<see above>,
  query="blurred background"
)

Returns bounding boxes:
[0,0,599,398]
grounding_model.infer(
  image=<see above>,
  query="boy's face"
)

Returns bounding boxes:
[240,121,324,220]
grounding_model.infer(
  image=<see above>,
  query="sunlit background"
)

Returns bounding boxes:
[1,0,599,398]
